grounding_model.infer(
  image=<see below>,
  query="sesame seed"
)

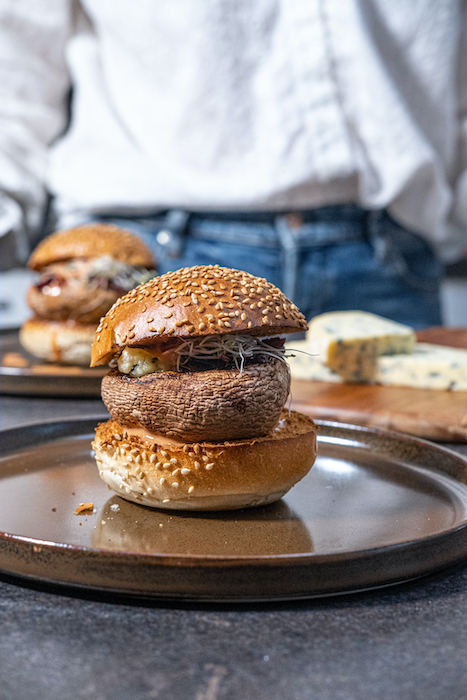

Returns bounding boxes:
[163,462,171,469]
[172,482,179,488]
[205,463,214,470]
[188,486,195,493]
[156,461,162,468]
[162,498,170,503]
[181,468,190,475]
[170,458,178,465]
[172,468,180,476]
[161,450,168,458]
[147,317,154,323]
[159,478,165,485]
[164,312,173,319]
[113,433,122,441]
[194,461,201,468]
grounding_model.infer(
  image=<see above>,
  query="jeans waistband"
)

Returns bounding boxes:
[96,204,374,302]
[102,204,370,248]
[190,203,367,225]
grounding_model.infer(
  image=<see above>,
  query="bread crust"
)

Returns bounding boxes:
[91,265,307,366]
[28,223,154,270]
[92,410,318,510]
[19,318,96,366]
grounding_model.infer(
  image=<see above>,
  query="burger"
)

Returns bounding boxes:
[19,223,156,366]
[90,265,318,511]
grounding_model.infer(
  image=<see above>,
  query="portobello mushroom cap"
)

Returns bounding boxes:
[101,357,291,442]
[27,281,122,324]
[91,264,307,367]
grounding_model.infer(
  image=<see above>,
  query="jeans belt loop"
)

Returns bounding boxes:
[155,209,190,258]
[275,214,302,303]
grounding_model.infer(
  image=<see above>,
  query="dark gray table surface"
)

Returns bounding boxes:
[1,394,467,700]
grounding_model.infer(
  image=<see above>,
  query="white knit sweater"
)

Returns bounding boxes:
[0,0,467,262]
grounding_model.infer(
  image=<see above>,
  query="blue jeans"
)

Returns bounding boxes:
[95,205,443,329]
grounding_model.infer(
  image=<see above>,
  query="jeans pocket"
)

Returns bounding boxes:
[369,213,443,294]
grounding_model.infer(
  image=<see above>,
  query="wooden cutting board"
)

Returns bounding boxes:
[289,328,467,442]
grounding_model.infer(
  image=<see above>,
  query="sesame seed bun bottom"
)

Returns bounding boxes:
[19,318,97,366]
[92,410,318,511]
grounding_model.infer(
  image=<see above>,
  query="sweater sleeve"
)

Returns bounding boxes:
[446,0,467,261]
[0,0,73,269]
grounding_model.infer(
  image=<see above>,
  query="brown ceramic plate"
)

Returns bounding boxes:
[1,417,467,601]
[0,333,106,397]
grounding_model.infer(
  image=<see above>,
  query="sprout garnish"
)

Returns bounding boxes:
[173,334,288,372]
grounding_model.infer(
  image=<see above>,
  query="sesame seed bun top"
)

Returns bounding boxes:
[91,265,308,366]
[27,223,155,270]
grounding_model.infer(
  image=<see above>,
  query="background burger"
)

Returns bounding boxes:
[91,264,318,511]
[19,223,156,366]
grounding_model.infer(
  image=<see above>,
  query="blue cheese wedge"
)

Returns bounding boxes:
[306,311,416,381]
[374,343,467,391]
[286,341,342,382]
[286,341,467,391]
